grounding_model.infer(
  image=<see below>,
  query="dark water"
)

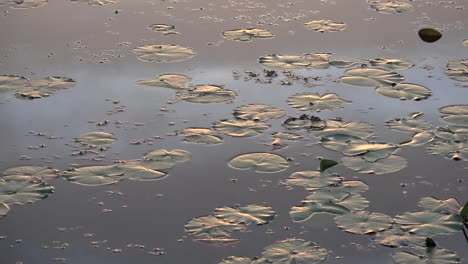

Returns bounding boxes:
[0,0,467,263]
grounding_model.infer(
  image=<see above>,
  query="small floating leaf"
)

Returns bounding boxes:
[177,128,222,145]
[62,165,124,186]
[176,85,237,103]
[261,238,328,264]
[0,180,54,205]
[15,77,76,100]
[234,104,286,121]
[401,131,435,147]
[222,28,274,42]
[370,58,414,71]
[444,59,468,82]
[76,132,115,146]
[272,132,303,141]
[418,28,443,43]
[427,141,468,161]
[340,68,404,87]
[315,120,372,139]
[304,20,346,33]
[0,203,9,219]
[229,153,288,173]
[386,118,432,133]
[335,211,393,235]
[185,215,246,239]
[395,211,463,236]
[376,83,432,101]
[117,162,167,181]
[133,45,196,63]
[374,228,425,248]
[287,171,343,190]
[214,205,276,225]
[418,197,461,215]
[287,93,350,112]
[368,1,413,14]
[392,247,461,264]
[8,0,48,9]
[137,74,191,89]
[214,120,270,137]
[143,149,191,170]
[259,53,331,69]
[342,155,407,174]
[3,166,59,181]
[148,24,175,32]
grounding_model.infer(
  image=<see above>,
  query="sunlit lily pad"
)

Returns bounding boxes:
[185,215,246,239]
[393,247,461,264]
[315,120,372,139]
[370,58,414,71]
[272,132,303,141]
[148,24,175,32]
[386,118,432,133]
[133,45,196,63]
[342,155,407,174]
[376,83,432,101]
[229,153,288,173]
[418,197,461,215]
[177,128,222,145]
[287,171,343,190]
[445,59,468,82]
[143,149,191,170]
[117,162,167,181]
[70,0,116,4]
[435,127,468,142]
[214,205,276,225]
[259,53,331,69]
[439,105,468,116]
[62,165,124,186]
[427,141,468,160]
[395,211,463,236]
[342,142,399,162]
[261,238,328,264]
[222,28,274,42]
[0,75,29,92]
[76,132,115,146]
[214,120,270,137]
[3,166,59,181]
[374,228,425,248]
[335,211,393,234]
[16,77,76,99]
[321,134,369,153]
[304,20,346,33]
[5,0,48,9]
[340,68,404,87]
[0,180,54,205]
[219,256,271,264]
[234,104,286,121]
[287,93,350,112]
[401,131,435,147]
[329,60,357,68]
[368,1,413,14]
[137,74,191,89]
[0,203,9,219]
[442,115,468,128]
[176,85,237,103]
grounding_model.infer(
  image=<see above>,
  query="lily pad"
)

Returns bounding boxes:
[386,118,432,133]
[222,28,274,42]
[259,53,331,69]
[229,153,288,173]
[177,128,222,145]
[340,68,404,87]
[76,132,115,146]
[320,134,369,153]
[395,211,463,236]
[214,205,276,225]
[329,60,357,68]
[304,20,346,33]
[440,105,468,116]
[0,203,9,219]
[185,215,246,239]
[176,85,237,103]
[374,228,426,248]
[261,238,328,264]
[342,155,407,174]
[315,120,372,139]
[341,142,399,162]
[287,93,350,112]
[6,0,48,9]
[0,75,29,92]
[62,165,124,186]
[234,104,286,121]
[0,180,54,205]
[392,247,461,264]
[148,24,175,32]
[427,141,468,160]
[282,115,326,130]
[16,77,76,99]
[418,28,443,43]
[335,211,393,234]
[376,83,432,101]
[219,257,271,264]
[370,58,414,71]
[445,59,468,82]
[3,166,59,181]
[435,127,468,142]
[143,149,191,170]
[401,131,435,147]
[442,115,468,128]
[368,1,413,14]
[287,171,343,190]
[117,162,167,181]
[70,0,116,5]
[272,132,303,141]
[133,44,196,63]
[214,120,270,137]
[137,74,191,89]
[418,197,461,215]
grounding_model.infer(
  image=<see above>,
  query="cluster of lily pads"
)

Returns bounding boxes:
[0,75,76,100]
[185,204,276,245]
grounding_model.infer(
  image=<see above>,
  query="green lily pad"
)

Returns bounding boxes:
[117,162,167,181]
[229,153,288,173]
[445,59,468,82]
[342,155,407,174]
[3,166,59,181]
[287,93,350,112]
[374,228,426,248]
[0,203,9,219]
[259,53,331,69]
[418,197,461,215]
[0,180,54,205]
[272,132,303,141]
[418,28,443,43]
[315,120,372,139]
[392,247,461,264]
[287,171,343,190]
[395,211,463,236]
[214,120,270,137]
[376,83,432,101]
[137,74,191,89]
[222,28,274,42]
[340,68,404,87]
[370,58,414,71]
[304,20,346,33]
[185,215,246,239]
[335,211,393,234]
[148,24,175,32]
[261,238,328,264]
[70,0,116,5]
[143,149,191,170]
[214,204,276,225]
[177,128,223,145]
[427,141,468,160]
[386,118,432,133]
[0,75,29,92]
[15,77,76,99]
[176,85,237,103]
[76,132,115,146]
[219,256,271,264]
[133,44,196,63]
[234,104,286,121]
[368,1,413,14]
[62,165,124,186]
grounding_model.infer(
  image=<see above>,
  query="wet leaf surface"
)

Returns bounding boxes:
[376,83,432,101]
[214,120,270,137]
[137,74,191,89]
[176,85,237,103]
[368,1,413,14]
[214,204,276,225]
[340,68,404,87]
[0,203,9,219]
[0,180,54,205]
[392,247,461,264]
[287,93,350,112]
[261,238,328,264]
[2,166,59,181]
[304,20,346,33]
[234,104,286,121]
[335,211,393,234]
[62,165,124,186]
[229,153,288,173]
[133,45,196,63]
[222,28,274,42]
[342,155,407,174]
[369,58,414,71]
[395,211,463,236]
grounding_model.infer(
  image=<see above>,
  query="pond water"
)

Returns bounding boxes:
[0,0,467,263]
